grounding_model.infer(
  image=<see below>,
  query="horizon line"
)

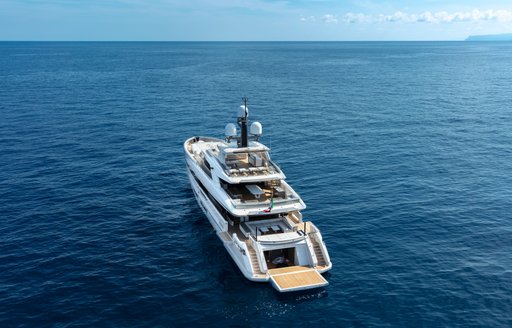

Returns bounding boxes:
[0,39,475,42]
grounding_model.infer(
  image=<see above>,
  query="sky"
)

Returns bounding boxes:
[1,0,512,41]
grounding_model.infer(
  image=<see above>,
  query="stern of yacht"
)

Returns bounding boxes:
[221,212,331,292]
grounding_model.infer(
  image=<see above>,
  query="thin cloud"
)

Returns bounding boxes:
[322,14,338,24]
[300,15,316,22]
[304,9,512,24]
[343,12,372,24]
[377,9,512,23]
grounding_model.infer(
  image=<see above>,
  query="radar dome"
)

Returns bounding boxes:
[250,122,262,136]
[237,105,249,118]
[225,123,237,137]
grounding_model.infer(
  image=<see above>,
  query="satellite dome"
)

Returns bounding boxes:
[250,122,262,136]
[225,123,237,137]
[237,105,249,118]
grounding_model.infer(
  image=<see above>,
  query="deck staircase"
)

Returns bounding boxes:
[247,245,265,277]
[310,236,327,268]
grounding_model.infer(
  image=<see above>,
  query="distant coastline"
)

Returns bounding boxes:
[465,33,512,41]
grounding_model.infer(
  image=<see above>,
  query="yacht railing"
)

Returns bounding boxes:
[233,196,300,210]
[232,232,249,257]
[302,222,318,267]
[268,160,283,175]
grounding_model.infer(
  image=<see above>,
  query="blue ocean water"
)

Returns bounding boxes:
[1,41,512,327]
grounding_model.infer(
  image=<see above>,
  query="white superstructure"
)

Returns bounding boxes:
[184,98,332,292]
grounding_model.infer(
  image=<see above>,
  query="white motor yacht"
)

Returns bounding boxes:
[184,98,332,292]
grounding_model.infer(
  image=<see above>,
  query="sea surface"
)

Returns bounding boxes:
[1,41,512,327]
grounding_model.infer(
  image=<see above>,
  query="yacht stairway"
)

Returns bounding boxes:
[247,245,266,278]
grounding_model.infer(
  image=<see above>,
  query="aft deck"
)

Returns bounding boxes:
[227,213,302,239]
[225,212,306,246]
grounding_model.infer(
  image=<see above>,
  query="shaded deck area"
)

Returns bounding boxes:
[225,183,287,203]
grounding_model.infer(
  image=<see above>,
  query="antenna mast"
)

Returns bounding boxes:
[238,96,249,148]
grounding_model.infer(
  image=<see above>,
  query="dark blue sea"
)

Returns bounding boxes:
[1,41,512,327]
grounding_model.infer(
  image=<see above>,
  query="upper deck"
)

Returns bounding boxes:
[218,142,283,178]
[184,137,306,215]
[186,137,286,183]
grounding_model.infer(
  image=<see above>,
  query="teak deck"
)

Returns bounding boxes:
[268,266,328,292]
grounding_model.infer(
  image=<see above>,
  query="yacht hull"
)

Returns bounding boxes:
[186,166,265,282]
[184,133,332,292]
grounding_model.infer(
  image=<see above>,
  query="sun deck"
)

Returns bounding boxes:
[186,138,285,184]
[223,155,283,181]
[215,141,283,177]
